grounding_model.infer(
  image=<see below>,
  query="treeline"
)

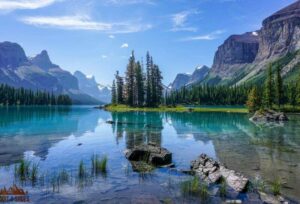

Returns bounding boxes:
[166,85,249,105]
[111,51,163,107]
[0,84,72,106]
[166,63,300,110]
[246,65,300,112]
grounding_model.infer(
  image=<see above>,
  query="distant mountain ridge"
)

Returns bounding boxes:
[170,65,209,90]
[171,1,300,88]
[203,1,300,86]
[0,41,103,105]
[74,71,111,103]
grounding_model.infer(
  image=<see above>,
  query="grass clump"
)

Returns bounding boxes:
[58,169,69,184]
[181,176,209,199]
[251,177,266,192]
[270,178,282,196]
[219,179,227,197]
[78,160,86,179]
[15,159,31,181]
[91,154,108,175]
[30,163,39,184]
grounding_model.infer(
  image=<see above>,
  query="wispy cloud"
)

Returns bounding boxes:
[121,43,129,48]
[0,0,60,11]
[20,15,152,33]
[180,30,225,41]
[103,0,156,5]
[170,9,200,32]
[101,55,108,59]
[108,34,115,39]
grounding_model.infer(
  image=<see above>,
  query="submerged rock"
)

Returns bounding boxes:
[125,143,172,171]
[191,154,249,192]
[250,110,289,122]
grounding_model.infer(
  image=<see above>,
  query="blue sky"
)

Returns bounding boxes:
[0,0,296,85]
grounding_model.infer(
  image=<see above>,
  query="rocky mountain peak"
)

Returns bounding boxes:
[210,32,259,78]
[256,1,300,61]
[263,1,300,26]
[0,41,28,69]
[30,50,58,70]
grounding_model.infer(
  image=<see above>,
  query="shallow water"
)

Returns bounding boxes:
[0,106,299,203]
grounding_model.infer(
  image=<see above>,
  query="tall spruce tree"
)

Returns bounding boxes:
[135,61,144,107]
[125,51,136,106]
[145,52,152,107]
[153,64,163,106]
[116,71,124,104]
[275,66,284,108]
[111,80,117,104]
[263,65,273,109]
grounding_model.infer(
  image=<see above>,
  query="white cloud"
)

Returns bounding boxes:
[104,0,156,5]
[108,34,115,39]
[121,43,129,48]
[180,30,225,41]
[101,55,108,59]
[0,0,60,11]
[20,15,152,33]
[170,9,200,32]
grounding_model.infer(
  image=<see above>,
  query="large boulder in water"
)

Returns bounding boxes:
[125,143,172,168]
[250,109,288,122]
[191,154,249,192]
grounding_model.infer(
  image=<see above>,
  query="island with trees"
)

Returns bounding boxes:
[106,51,300,115]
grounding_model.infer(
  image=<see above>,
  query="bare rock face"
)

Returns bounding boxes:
[170,73,190,90]
[30,50,59,71]
[125,143,173,171]
[256,1,300,62]
[250,110,289,122]
[0,42,28,69]
[191,154,249,192]
[210,32,259,78]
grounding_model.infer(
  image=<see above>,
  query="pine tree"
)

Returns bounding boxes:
[153,64,163,106]
[135,61,144,107]
[115,71,124,104]
[275,66,284,108]
[145,51,152,107]
[111,80,117,104]
[263,65,273,109]
[125,51,136,106]
[246,87,261,112]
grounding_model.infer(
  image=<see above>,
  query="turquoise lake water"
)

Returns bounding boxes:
[0,106,299,203]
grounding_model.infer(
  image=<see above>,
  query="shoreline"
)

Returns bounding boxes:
[103,104,249,113]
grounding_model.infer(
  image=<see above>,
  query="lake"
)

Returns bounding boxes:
[0,106,299,203]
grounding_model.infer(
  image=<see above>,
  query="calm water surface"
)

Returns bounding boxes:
[0,106,299,203]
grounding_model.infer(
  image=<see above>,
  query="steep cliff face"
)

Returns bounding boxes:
[30,50,58,71]
[187,65,210,85]
[201,1,300,86]
[0,42,28,69]
[255,1,300,62]
[237,1,300,84]
[210,32,259,79]
[170,73,190,90]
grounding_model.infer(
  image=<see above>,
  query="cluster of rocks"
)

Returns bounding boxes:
[124,146,291,203]
[191,154,249,192]
[250,110,289,122]
[125,143,173,172]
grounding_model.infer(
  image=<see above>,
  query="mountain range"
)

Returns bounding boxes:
[170,1,300,88]
[0,42,110,104]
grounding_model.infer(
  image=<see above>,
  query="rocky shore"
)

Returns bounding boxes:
[250,109,289,122]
